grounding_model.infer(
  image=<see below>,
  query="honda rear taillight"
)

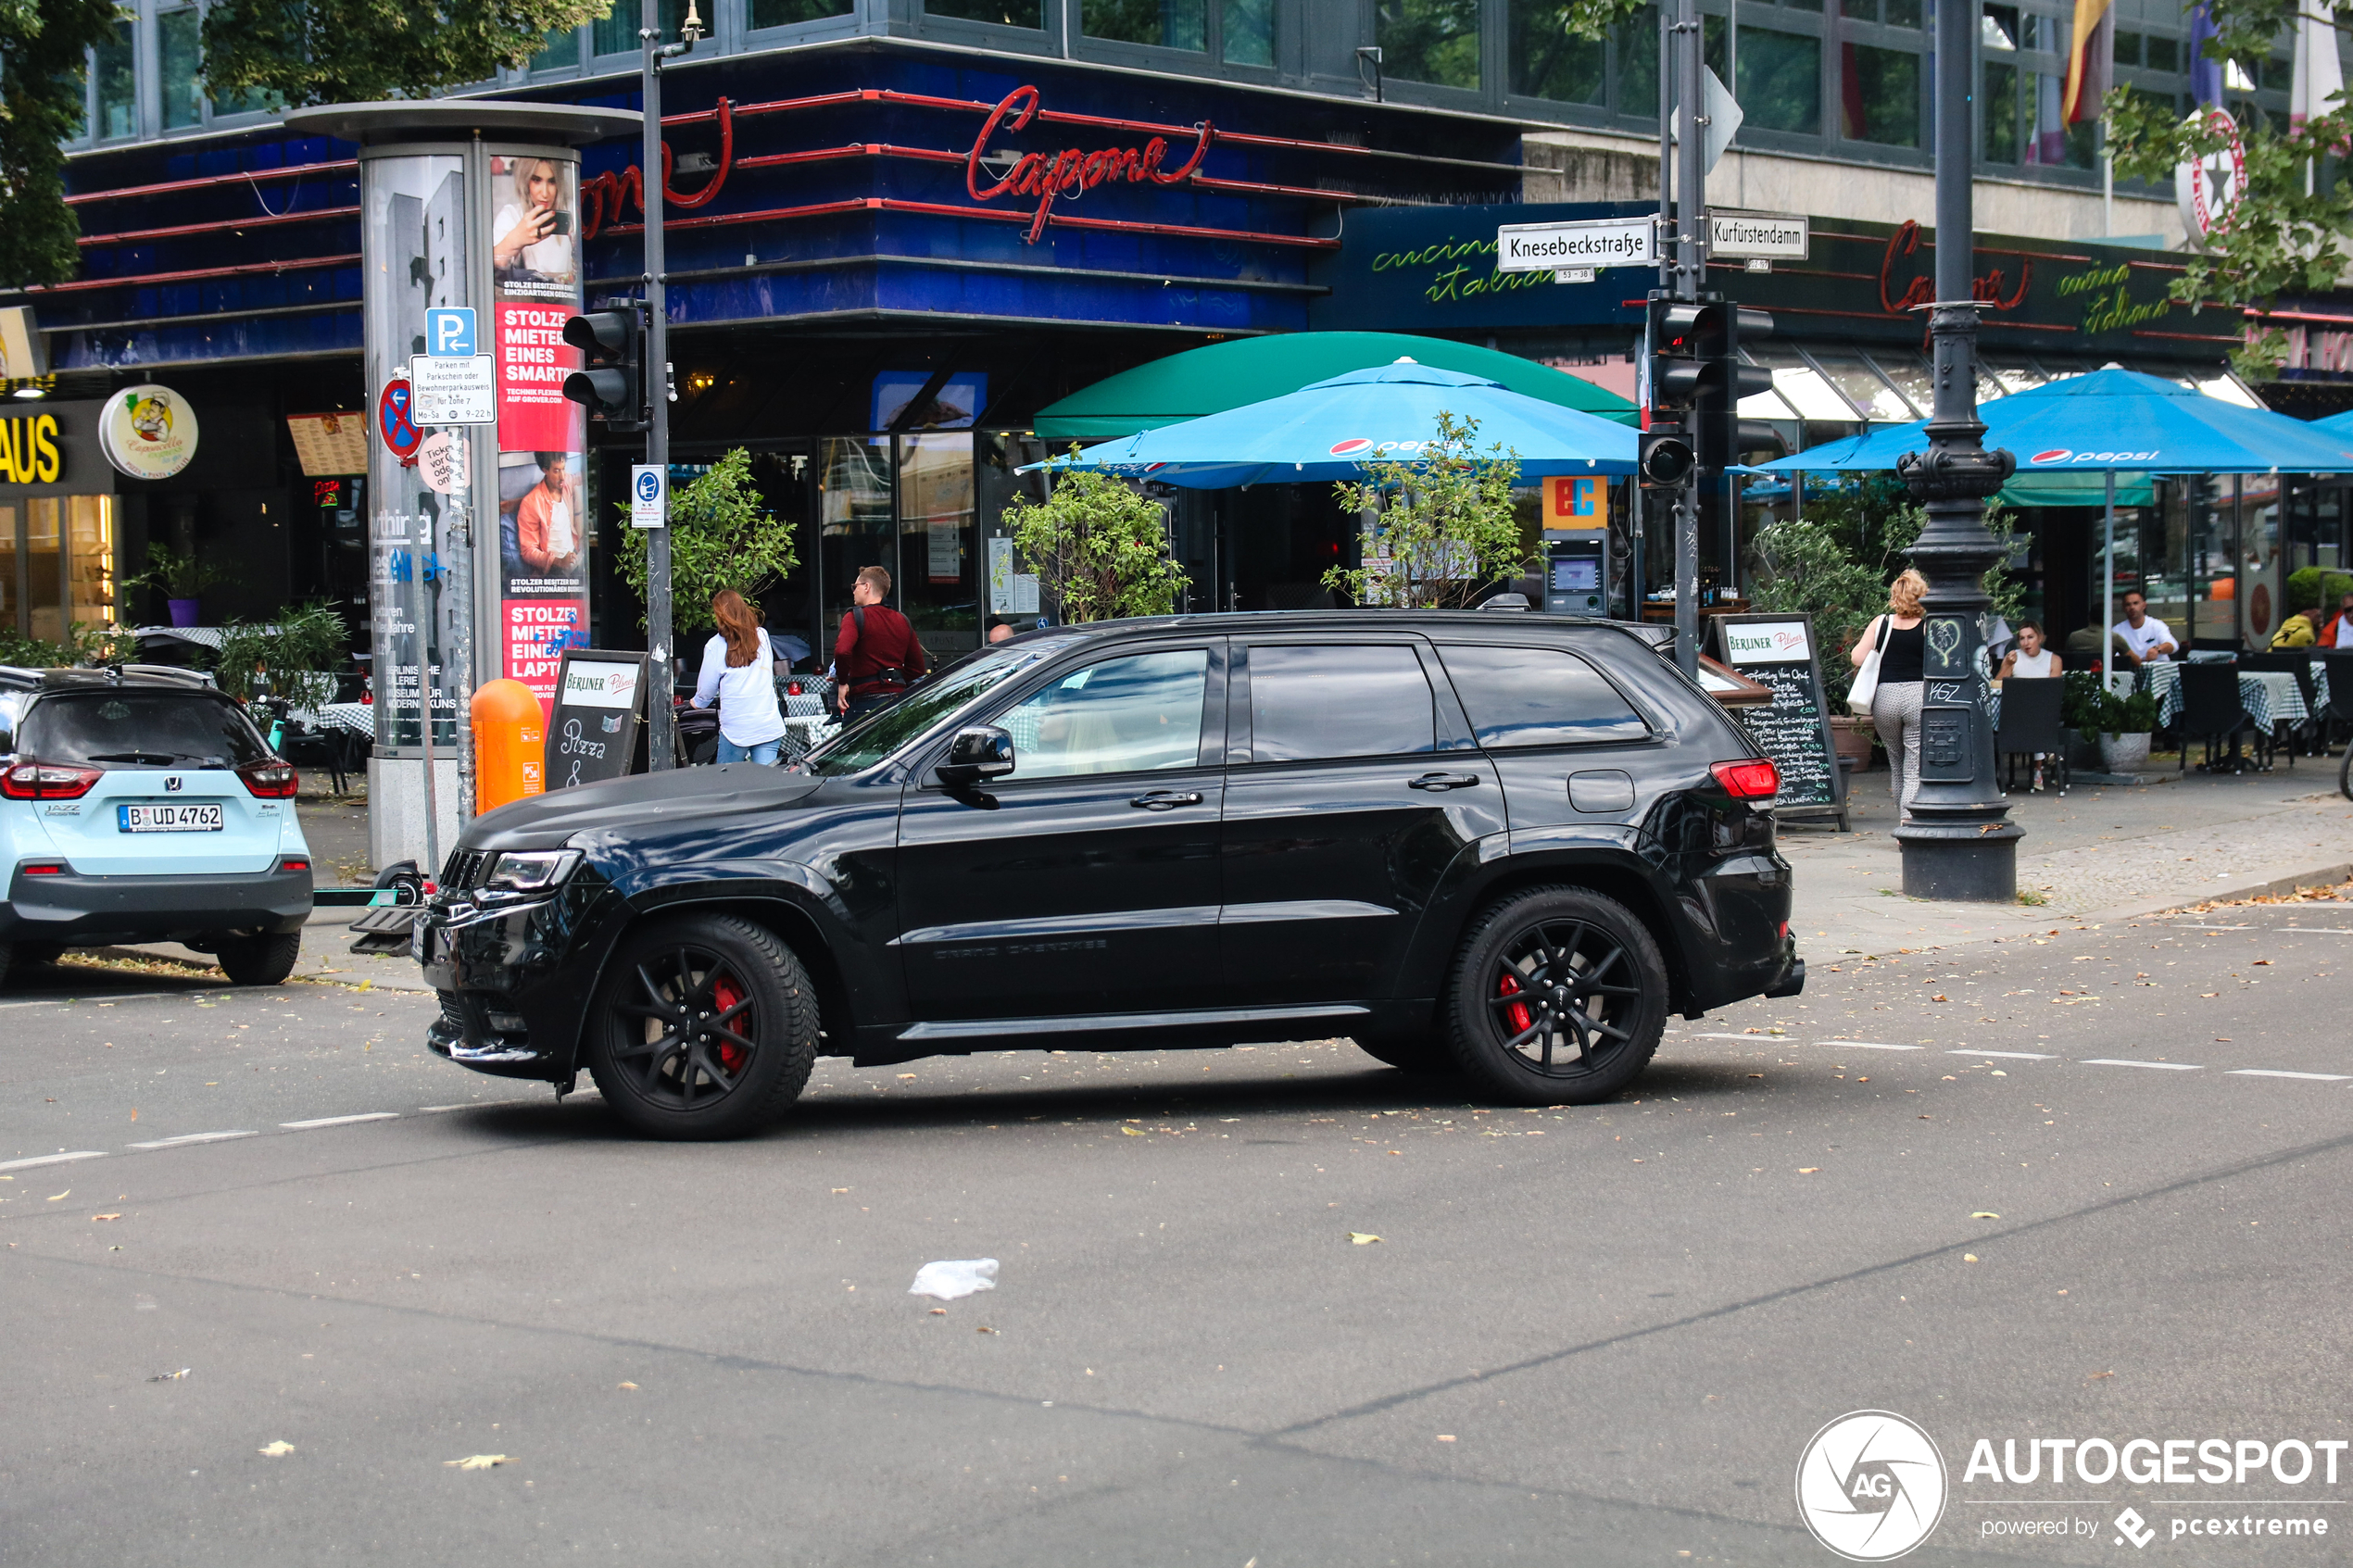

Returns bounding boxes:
[1710,759,1780,800]
[281,857,310,872]
[20,861,66,876]
[238,759,299,798]
[0,760,102,800]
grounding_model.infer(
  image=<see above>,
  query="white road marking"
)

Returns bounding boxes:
[2080,1059,2203,1071]
[2227,1070,2352,1082]
[1951,1050,2057,1060]
[1813,1042,1924,1051]
[278,1112,399,1130]
[127,1131,257,1149]
[1686,1032,1790,1041]
[415,1100,535,1113]
[0,991,189,1010]
[0,1150,107,1172]
[2164,923,2250,931]
[2278,928,2353,935]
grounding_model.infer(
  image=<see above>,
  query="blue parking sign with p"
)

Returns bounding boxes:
[426,307,476,358]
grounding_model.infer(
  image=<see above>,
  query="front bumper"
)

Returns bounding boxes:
[1,861,311,947]
[420,873,618,1082]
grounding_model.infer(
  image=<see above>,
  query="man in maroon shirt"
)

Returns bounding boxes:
[834,565,929,724]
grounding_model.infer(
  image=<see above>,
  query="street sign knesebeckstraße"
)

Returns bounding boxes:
[630,464,667,529]
[1496,214,1657,273]
[1707,209,1810,260]
[406,354,496,427]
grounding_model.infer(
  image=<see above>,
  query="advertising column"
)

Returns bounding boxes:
[487,153,588,716]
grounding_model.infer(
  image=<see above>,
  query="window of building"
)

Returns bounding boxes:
[1620,5,1660,118]
[1731,24,1821,136]
[750,0,857,26]
[594,0,695,54]
[1085,0,1206,51]
[1843,42,1919,145]
[925,0,1048,26]
[159,9,205,130]
[1377,0,1482,90]
[91,19,138,142]
[530,27,582,70]
[1983,57,2021,161]
[996,649,1211,779]
[1509,0,1605,104]
[1437,646,1648,747]
[1248,645,1435,762]
[2145,32,2180,72]
[1221,0,1274,64]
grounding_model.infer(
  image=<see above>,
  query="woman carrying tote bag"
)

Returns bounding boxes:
[1849,570,1930,816]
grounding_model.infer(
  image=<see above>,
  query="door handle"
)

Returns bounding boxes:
[1130,789,1204,809]
[1408,771,1481,791]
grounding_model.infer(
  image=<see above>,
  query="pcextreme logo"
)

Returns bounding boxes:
[1795,1411,1949,1562]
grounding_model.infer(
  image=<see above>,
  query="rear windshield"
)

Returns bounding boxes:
[19,691,271,769]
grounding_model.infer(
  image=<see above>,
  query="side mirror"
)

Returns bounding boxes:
[937,724,1015,788]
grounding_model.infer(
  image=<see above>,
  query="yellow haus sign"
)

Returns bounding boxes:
[0,413,62,484]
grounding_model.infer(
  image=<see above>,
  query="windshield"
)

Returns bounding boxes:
[803,640,1074,776]
[19,691,271,769]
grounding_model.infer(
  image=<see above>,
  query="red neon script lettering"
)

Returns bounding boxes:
[582,97,735,238]
[966,85,1213,243]
[1877,220,2030,316]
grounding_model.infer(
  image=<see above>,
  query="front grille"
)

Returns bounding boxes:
[442,847,491,890]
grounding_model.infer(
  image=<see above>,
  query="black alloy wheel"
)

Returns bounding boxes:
[584,913,818,1140]
[1444,886,1667,1106]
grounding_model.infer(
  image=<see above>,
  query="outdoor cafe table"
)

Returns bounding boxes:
[2142,662,2309,734]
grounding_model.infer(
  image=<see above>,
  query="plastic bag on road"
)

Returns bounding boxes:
[909,1259,999,1300]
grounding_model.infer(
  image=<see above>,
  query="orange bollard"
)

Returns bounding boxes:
[471,679,546,813]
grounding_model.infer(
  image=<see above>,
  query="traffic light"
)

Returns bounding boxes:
[561,306,646,431]
[1638,432,1695,488]
[1649,299,1774,417]
[1645,298,1708,414]
[1692,304,1776,474]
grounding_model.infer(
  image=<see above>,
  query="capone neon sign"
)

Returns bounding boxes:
[966,85,1214,243]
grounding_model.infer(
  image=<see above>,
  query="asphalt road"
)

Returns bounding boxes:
[4,902,2350,1566]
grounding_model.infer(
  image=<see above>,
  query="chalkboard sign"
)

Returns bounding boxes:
[547,649,649,791]
[1706,613,1849,830]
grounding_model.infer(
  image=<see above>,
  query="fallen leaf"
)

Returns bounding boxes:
[1931,994,1948,1002]
[445,1454,511,1471]
[976,1325,998,1335]
[616,1382,638,1390]
[258,1440,295,1456]
[896,1073,917,1081]
[2085,1369,2113,1382]
[46,1190,68,1201]
[92,1213,120,1222]
[129,1110,137,1122]
[1120,1126,1145,1136]
[1797,1167,1819,1174]
[1348,1232,1382,1245]
[1970,1211,2000,1219]
[148,1368,190,1382]
[1963,1254,1980,1263]
[929,1307,947,1315]
[830,1187,849,1194]
[1435,1435,1457,1443]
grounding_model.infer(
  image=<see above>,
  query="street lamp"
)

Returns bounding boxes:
[1891,0,2023,900]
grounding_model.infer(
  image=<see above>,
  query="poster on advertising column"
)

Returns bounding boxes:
[490,153,588,714]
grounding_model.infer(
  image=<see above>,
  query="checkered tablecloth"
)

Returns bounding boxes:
[2145,663,2309,732]
[291,702,376,738]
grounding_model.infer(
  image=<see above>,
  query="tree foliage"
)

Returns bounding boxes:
[2105,5,2353,374]
[615,447,799,637]
[1321,410,1529,609]
[1002,460,1189,622]
[215,600,349,709]
[0,0,120,290]
[199,0,609,108]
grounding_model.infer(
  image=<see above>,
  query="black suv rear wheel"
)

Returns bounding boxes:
[1443,886,1667,1106]
[584,913,818,1140]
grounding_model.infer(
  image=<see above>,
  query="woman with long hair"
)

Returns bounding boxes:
[690,589,787,765]
[1850,569,1930,816]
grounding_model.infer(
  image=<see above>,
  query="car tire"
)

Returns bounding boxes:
[1442,885,1667,1107]
[1351,1029,1458,1077]
[584,912,818,1141]
[217,932,302,985]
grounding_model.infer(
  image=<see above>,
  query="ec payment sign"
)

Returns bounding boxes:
[1496,215,1658,272]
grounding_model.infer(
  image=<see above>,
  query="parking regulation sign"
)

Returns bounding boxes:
[424,306,477,358]
[407,353,496,426]
[630,464,666,529]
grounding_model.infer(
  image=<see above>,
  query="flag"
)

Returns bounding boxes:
[2291,2,2345,128]
[2188,0,2223,107]
[2062,0,2114,124]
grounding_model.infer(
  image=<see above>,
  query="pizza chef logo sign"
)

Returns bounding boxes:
[100,383,198,480]
[1796,1411,1948,1561]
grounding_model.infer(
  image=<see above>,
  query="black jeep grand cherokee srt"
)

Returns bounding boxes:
[419,613,1801,1137]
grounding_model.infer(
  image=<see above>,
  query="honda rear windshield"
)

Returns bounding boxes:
[18,692,272,769]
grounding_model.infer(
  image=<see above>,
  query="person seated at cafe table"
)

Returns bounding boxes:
[2272,605,2324,648]
[2066,622,2141,672]
[1997,621,2063,681]
[2320,590,2353,648]
[2113,590,2178,663]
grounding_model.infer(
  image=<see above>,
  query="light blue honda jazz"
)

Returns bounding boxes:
[0,667,313,985]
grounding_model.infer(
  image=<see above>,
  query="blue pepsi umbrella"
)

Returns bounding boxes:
[1032,359,1636,488]
[2312,407,2353,440]
[1748,368,2353,477]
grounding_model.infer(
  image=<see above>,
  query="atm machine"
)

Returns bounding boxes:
[1541,475,1612,617]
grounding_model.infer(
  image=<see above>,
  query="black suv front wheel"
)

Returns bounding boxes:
[1444,887,1667,1106]
[584,913,819,1139]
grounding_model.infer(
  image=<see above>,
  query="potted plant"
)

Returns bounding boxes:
[126,543,227,627]
[2092,685,2160,773]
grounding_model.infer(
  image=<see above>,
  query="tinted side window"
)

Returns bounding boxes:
[1437,645,1650,748]
[1249,645,1434,762]
[996,648,1210,779]
[19,692,271,767]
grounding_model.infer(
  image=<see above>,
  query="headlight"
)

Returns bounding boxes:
[481,849,581,893]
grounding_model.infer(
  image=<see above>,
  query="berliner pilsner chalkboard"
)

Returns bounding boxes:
[1706,614,1848,828]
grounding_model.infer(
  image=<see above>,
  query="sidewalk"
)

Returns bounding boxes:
[1786,760,2353,950]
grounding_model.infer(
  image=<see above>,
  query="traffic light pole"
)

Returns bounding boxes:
[1889,0,2021,898]
[641,0,677,771]
[1670,0,1705,678]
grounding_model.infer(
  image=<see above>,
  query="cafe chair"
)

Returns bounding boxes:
[1994,677,2068,794]
[2178,662,2264,775]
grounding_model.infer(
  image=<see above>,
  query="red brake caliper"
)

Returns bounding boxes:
[711,976,748,1073]
[1497,972,1531,1034]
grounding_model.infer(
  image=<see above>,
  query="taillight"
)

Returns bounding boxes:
[282,857,310,872]
[238,759,299,798]
[21,861,66,876]
[1710,759,1780,800]
[0,760,102,800]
